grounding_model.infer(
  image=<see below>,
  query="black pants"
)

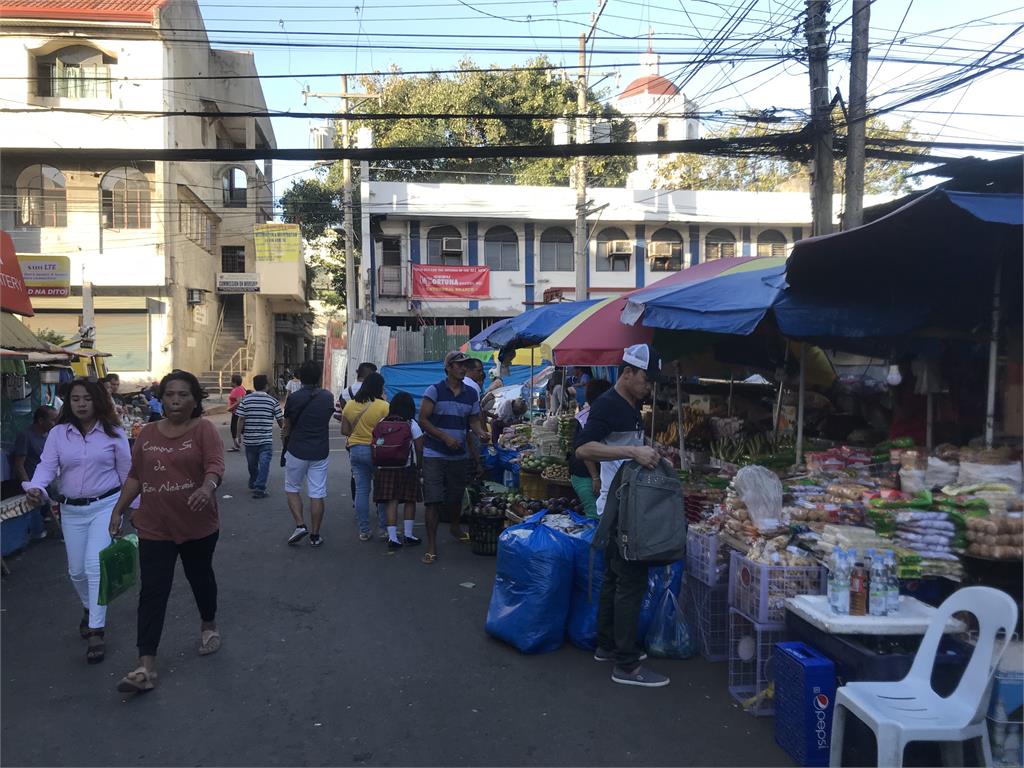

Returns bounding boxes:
[230,414,239,441]
[596,543,648,670]
[137,531,219,657]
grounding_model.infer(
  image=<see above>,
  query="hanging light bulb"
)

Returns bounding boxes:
[886,364,903,387]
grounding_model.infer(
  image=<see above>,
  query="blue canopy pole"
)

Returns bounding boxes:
[796,343,807,465]
[985,262,1003,448]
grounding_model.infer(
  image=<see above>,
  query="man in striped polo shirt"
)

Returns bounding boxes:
[234,374,284,499]
[418,351,486,564]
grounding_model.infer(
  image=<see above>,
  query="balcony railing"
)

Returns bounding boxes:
[377,264,408,297]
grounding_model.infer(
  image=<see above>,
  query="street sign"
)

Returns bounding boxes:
[216,273,260,293]
[19,255,71,298]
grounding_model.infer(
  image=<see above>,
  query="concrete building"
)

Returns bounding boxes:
[0,0,310,388]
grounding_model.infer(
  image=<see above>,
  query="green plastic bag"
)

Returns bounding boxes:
[98,534,138,606]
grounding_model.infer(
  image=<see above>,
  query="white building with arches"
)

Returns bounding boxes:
[0,0,309,386]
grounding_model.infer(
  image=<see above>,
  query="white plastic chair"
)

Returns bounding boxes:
[829,586,1018,767]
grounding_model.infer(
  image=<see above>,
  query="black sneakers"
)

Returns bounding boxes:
[387,539,403,551]
[309,534,323,547]
[403,534,422,547]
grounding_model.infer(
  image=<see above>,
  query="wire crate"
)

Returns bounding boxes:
[728,551,826,625]
[687,527,728,586]
[683,576,730,662]
[728,608,787,717]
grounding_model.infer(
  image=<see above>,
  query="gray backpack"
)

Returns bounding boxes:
[592,460,687,564]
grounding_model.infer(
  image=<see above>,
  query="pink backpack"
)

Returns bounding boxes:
[371,416,414,467]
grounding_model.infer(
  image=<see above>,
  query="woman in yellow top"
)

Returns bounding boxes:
[341,372,390,540]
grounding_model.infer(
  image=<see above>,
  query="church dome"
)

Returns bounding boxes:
[618,74,679,99]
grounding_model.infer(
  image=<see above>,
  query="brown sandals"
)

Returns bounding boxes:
[117,666,157,694]
[85,630,105,664]
[198,629,221,656]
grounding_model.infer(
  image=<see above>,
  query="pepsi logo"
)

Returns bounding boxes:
[814,693,830,710]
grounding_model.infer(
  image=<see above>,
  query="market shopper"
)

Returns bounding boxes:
[226,374,246,451]
[12,405,59,538]
[282,361,335,547]
[418,351,485,563]
[491,397,527,446]
[569,378,613,519]
[23,379,131,665]
[108,370,225,694]
[103,373,126,409]
[575,344,667,688]
[464,358,487,474]
[336,361,378,502]
[567,366,593,410]
[341,372,390,541]
[234,375,284,499]
[372,392,424,550]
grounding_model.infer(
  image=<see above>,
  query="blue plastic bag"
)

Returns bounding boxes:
[563,514,603,650]
[637,561,684,641]
[485,511,575,653]
[645,586,696,659]
[494,447,521,488]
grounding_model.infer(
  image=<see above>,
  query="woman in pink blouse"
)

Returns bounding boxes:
[24,378,131,665]
[109,370,225,694]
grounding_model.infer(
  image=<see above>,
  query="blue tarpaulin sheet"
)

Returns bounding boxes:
[469,300,599,350]
[379,361,534,410]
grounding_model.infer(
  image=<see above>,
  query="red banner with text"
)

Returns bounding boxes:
[410,265,490,301]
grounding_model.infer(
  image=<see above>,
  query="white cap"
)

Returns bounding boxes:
[622,343,663,381]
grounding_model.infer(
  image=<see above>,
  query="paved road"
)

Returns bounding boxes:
[2,415,792,767]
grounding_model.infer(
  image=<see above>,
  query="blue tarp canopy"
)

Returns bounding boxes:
[469,300,599,350]
[379,361,535,410]
[786,189,1023,329]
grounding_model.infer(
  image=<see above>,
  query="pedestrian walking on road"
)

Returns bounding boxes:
[371,391,424,550]
[234,374,284,498]
[342,372,389,540]
[282,361,335,547]
[23,379,131,665]
[108,370,225,694]
[227,374,246,451]
[336,361,378,504]
[575,344,668,688]
[418,351,485,564]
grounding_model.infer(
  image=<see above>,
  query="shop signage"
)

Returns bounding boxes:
[216,273,260,293]
[411,265,490,301]
[20,255,71,298]
[0,231,34,316]
[254,223,301,262]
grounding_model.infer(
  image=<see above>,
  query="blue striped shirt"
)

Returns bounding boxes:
[421,379,480,459]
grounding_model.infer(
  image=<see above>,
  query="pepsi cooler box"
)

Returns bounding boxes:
[774,641,836,767]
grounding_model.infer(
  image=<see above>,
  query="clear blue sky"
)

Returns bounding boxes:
[195,0,1024,200]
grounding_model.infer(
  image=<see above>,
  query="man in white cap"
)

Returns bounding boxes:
[575,343,668,688]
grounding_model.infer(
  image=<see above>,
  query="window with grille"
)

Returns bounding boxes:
[426,225,462,265]
[596,227,630,272]
[540,227,573,271]
[484,226,518,271]
[705,228,737,261]
[101,167,150,229]
[756,229,787,258]
[15,165,67,227]
[178,190,216,252]
[221,246,246,273]
[35,46,113,99]
[649,227,684,271]
[380,237,401,266]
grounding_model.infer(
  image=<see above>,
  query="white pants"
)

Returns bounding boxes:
[60,495,118,629]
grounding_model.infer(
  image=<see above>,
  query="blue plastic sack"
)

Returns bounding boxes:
[637,561,684,641]
[485,511,575,654]
[494,447,521,488]
[562,514,603,650]
[645,586,696,659]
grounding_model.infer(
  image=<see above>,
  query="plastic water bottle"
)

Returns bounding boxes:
[827,546,841,613]
[869,556,887,616]
[833,550,851,615]
[885,550,900,615]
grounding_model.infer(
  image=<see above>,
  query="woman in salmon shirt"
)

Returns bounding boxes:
[24,378,131,665]
[108,370,225,694]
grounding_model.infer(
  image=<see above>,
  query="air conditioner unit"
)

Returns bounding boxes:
[649,241,677,258]
[186,288,205,305]
[607,239,632,256]
[441,237,463,253]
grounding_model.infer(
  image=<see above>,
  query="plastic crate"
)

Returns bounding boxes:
[687,527,728,586]
[519,470,547,500]
[728,550,826,625]
[773,642,836,767]
[728,608,786,717]
[468,515,505,556]
[683,577,730,661]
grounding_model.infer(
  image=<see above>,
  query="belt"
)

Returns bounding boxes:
[59,487,120,506]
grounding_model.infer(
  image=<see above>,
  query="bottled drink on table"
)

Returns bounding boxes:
[849,553,868,617]
[830,548,851,615]
[869,556,887,616]
[884,550,900,615]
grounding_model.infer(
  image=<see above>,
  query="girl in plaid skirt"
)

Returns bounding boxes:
[373,392,424,550]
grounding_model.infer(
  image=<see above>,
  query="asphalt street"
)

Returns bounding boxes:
[2,414,792,767]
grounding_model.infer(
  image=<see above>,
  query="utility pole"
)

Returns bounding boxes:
[303,77,378,343]
[844,0,870,229]
[573,0,608,302]
[805,0,833,237]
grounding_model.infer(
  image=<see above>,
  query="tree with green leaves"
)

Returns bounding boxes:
[655,112,929,195]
